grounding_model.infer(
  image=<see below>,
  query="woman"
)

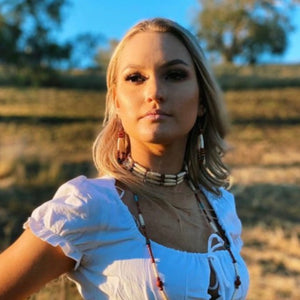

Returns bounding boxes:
[0,18,249,299]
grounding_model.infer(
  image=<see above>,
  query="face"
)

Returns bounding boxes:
[115,31,200,152]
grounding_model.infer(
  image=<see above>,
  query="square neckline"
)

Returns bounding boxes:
[104,176,230,257]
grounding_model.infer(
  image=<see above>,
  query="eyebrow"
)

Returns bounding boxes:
[121,59,189,73]
[161,59,189,68]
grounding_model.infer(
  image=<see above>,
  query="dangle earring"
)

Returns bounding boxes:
[117,123,127,164]
[197,129,206,165]
[196,106,206,165]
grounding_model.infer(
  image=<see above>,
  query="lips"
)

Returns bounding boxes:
[140,109,171,119]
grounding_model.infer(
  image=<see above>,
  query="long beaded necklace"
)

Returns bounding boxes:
[134,189,241,300]
[187,179,242,299]
[134,194,169,300]
[123,157,241,300]
[127,160,242,300]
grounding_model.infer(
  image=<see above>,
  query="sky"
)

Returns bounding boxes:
[59,0,300,66]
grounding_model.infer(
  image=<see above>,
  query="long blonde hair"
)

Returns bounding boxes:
[93,18,230,196]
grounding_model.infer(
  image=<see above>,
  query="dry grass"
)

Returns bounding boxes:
[225,124,300,185]
[0,86,299,299]
[242,227,300,300]
[0,87,106,118]
[214,64,300,90]
[225,88,300,121]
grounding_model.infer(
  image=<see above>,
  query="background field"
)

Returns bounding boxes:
[0,75,299,298]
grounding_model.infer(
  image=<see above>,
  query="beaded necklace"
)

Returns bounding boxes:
[122,156,187,186]
[133,194,169,300]
[121,157,241,298]
[132,179,242,300]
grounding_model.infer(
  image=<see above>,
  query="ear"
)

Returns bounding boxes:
[198,104,206,117]
[111,88,120,110]
[115,98,120,110]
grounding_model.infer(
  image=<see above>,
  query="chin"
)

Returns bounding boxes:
[137,127,189,145]
[143,134,181,145]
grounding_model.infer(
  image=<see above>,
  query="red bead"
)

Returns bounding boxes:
[235,276,241,288]
[118,131,125,138]
[156,277,164,290]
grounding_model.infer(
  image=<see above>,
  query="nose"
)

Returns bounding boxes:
[145,76,164,103]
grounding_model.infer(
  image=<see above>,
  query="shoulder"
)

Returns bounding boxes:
[29,175,119,230]
[205,187,239,222]
[54,175,117,200]
[24,175,119,269]
[203,187,244,251]
[203,187,235,210]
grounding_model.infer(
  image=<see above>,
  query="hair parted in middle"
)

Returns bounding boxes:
[93,17,230,196]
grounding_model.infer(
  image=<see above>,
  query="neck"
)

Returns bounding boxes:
[130,141,186,174]
[123,155,187,187]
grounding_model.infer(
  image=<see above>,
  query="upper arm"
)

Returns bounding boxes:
[0,229,75,300]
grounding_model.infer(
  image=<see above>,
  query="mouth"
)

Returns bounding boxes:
[140,109,171,120]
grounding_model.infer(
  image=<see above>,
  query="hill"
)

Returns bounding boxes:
[0,78,299,299]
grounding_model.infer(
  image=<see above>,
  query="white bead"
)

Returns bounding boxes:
[138,214,145,226]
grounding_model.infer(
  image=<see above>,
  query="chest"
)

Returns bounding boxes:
[122,190,221,253]
[68,185,249,300]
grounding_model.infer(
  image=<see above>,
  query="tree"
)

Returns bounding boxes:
[195,0,296,64]
[94,39,119,72]
[0,18,21,64]
[69,33,104,70]
[0,0,71,70]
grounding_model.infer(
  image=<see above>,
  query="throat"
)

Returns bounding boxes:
[128,139,187,174]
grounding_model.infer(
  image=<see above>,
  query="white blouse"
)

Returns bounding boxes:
[24,175,249,300]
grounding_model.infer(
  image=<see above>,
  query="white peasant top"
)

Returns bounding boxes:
[24,175,249,300]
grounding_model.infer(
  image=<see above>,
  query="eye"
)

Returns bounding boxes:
[125,73,147,83]
[165,70,188,81]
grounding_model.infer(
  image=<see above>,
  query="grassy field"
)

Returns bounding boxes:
[0,86,299,299]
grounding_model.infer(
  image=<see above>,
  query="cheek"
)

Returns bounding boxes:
[178,84,199,113]
[115,100,138,132]
[116,91,133,115]
[117,109,136,133]
[178,86,199,128]
[115,84,142,112]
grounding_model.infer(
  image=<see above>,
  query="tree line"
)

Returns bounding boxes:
[0,0,298,86]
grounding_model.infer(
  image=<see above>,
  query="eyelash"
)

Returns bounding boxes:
[124,70,188,83]
[125,73,147,83]
[165,70,188,81]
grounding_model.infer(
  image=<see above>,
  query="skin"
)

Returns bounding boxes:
[0,229,75,299]
[115,31,203,173]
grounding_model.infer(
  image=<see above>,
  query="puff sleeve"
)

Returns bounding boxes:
[23,176,94,270]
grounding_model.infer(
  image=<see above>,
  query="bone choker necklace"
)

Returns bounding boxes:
[122,156,187,186]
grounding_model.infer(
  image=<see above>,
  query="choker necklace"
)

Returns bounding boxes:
[122,156,187,186]
[133,178,241,300]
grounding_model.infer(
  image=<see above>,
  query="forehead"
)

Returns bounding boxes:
[117,32,193,70]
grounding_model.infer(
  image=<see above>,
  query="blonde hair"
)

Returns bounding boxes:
[93,18,230,196]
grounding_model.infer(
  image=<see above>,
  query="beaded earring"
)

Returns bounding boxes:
[196,103,206,165]
[197,129,206,165]
[117,123,127,164]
